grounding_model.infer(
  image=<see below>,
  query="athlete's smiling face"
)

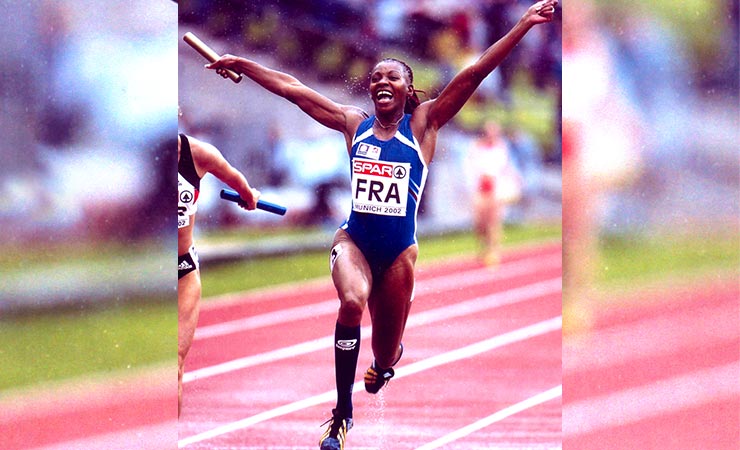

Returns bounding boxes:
[369,61,412,113]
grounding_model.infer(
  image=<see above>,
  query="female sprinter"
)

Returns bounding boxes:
[178,132,260,416]
[206,1,556,447]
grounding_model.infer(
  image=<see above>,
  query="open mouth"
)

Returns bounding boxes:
[376,90,394,103]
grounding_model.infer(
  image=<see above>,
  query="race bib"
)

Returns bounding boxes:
[351,158,409,216]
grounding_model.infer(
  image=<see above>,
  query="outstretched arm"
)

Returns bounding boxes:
[423,0,557,130]
[189,136,260,210]
[206,55,367,139]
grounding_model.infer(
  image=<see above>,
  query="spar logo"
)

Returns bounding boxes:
[353,160,394,177]
[352,160,407,179]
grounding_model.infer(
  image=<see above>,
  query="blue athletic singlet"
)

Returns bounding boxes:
[178,134,201,229]
[340,114,428,276]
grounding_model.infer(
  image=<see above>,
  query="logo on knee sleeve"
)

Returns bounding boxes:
[336,339,357,351]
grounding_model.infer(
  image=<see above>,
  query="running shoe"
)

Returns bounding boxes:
[364,343,403,394]
[319,409,353,450]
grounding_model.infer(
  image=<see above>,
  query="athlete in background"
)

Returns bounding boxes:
[178,132,260,417]
[469,121,522,266]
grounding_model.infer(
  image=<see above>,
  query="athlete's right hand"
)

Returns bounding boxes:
[238,187,261,211]
[206,54,239,79]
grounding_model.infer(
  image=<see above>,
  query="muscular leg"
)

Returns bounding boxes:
[329,229,372,417]
[368,244,417,369]
[178,269,201,417]
[331,230,373,327]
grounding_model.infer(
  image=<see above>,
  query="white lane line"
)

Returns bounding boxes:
[178,316,561,448]
[195,301,338,340]
[33,421,178,450]
[184,278,561,383]
[415,253,561,295]
[195,253,561,340]
[415,386,562,450]
[564,302,740,371]
[563,361,740,436]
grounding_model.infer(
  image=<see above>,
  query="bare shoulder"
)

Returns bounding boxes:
[410,100,436,136]
[185,135,226,175]
[186,135,218,158]
[345,105,369,119]
[345,105,369,125]
[410,101,439,163]
[342,105,370,137]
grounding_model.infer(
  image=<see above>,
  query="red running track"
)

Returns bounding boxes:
[563,277,740,450]
[0,365,177,450]
[6,240,734,449]
[178,242,563,449]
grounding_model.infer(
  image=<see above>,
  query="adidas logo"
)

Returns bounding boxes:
[336,339,357,351]
[179,260,193,271]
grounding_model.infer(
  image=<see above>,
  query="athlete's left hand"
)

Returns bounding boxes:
[527,0,558,24]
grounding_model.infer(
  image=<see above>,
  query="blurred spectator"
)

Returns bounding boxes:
[369,0,409,46]
[140,134,179,237]
[270,123,349,226]
[481,0,521,95]
[504,123,545,221]
[36,1,91,148]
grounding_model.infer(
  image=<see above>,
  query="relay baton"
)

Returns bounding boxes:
[220,189,287,216]
[183,32,242,83]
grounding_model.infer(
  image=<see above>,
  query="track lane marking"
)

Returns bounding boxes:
[184,278,561,383]
[195,254,561,340]
[415,386,562,450]
[195,301,338,340]
[565,302,740,371]
[563,361,740,436]
[178,316,561,448]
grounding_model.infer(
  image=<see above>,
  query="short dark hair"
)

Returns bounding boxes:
[378,58,424,114]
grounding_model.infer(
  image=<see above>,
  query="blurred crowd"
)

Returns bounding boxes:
[178,0,563,230]
[0,1,177,244]
[181,0,561,99]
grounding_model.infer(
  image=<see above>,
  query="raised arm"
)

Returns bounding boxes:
[189,136,260,210]
[207,55,367,140]
[422,0,557,130]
